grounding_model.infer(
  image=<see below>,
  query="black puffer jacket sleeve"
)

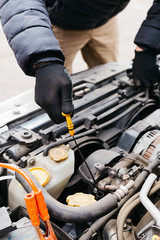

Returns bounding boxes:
[0,0,64,76]
[135,0,160,52]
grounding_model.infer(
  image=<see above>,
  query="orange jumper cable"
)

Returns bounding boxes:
[0,163,57,240]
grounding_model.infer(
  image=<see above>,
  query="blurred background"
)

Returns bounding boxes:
[0,0,153,102]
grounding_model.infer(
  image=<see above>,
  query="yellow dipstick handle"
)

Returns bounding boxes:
[62,112,75,136]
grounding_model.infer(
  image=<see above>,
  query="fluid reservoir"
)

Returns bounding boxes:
[9,145,75,209]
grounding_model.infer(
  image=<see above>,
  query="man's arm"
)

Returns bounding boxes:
[0,0,74,123]
[135,0,160,51]
[0,0,64,75]
[133,0,160,87]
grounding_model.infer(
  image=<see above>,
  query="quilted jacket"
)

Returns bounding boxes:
[0,0,159,76]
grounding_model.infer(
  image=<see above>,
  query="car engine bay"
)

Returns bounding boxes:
[0,62,160,239]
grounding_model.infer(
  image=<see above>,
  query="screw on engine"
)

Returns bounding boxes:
[109,169,117,178]
[21,130,32,139]
[29,158,35,166]
[118,150,124,156]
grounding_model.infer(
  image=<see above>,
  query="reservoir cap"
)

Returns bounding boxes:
[49,147,68,161]
[29,167,50,186]
[66,192,97,207]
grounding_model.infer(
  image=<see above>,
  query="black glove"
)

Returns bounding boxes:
[35,62,74,124]
[133,48,160,87]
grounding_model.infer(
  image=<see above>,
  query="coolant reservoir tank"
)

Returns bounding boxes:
[9,145,75,209]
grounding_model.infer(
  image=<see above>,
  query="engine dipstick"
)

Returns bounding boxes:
[62,112,98,190]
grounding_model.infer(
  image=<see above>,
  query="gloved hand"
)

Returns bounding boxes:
[133,48,160,87]
[34,62,74,124]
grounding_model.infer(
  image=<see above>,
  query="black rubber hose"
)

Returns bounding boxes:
[15,159,160,225]
[51,116,85,139]
[43,128,96,156]
[15,169,118,223]
[91,97,119,116]
[50,97,119,139]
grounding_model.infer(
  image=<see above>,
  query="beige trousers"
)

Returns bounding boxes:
[53,17,118,73]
